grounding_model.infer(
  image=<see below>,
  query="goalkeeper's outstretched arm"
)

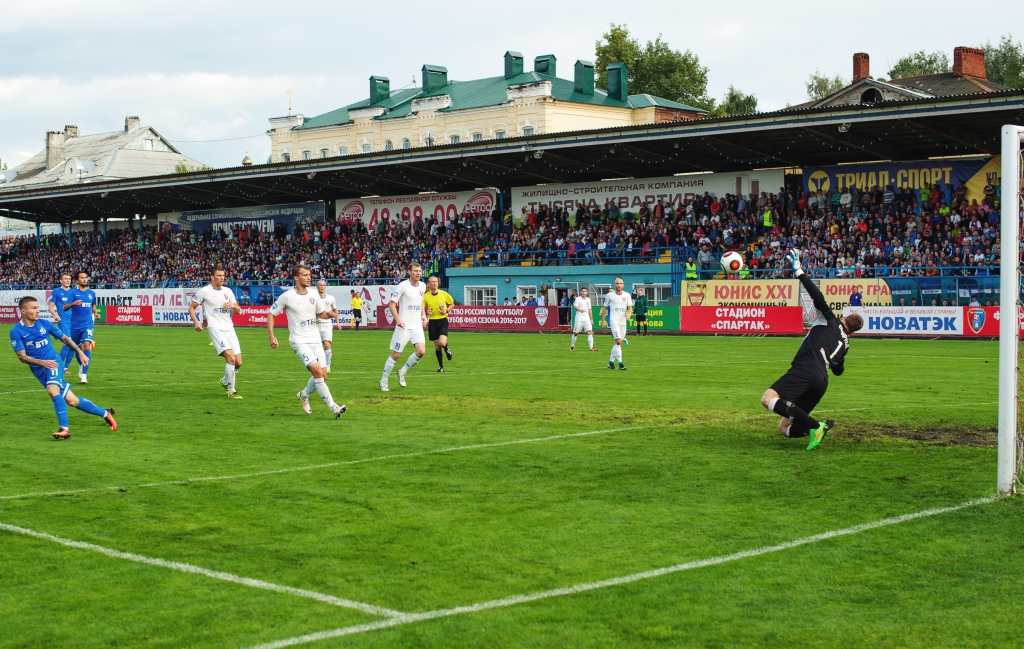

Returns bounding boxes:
[797,273,836,322]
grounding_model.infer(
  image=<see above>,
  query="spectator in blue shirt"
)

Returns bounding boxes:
[849,290,863,306]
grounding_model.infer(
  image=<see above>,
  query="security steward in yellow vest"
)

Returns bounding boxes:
[684,257,698,280]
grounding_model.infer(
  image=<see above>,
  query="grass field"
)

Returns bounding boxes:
[1,325,1022,648]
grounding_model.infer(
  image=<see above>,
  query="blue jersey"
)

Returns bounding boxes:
[10,319,62,361]
[49,286,75,331]
[68,288,97,331]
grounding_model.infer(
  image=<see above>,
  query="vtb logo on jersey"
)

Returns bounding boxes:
[967,307,986,334]
[534,307,549,326]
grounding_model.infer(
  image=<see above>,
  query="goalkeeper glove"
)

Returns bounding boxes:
[787,249,804,277]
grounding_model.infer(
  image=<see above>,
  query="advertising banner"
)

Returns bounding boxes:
[376,305,559,330]
[681,280,799,307]
[513,169,785,217]
[104,305,152,325]
[0,305,19,323]
[679,306,804,334]
[152,306,195,325]
[962,306,1024,337]
[234,307,287,327]
[337,191,496,234]
[843,306,963,335]
[803,157,993,204]
[817,279,893,311]
[586,305,681,331]
[179,202,324,235]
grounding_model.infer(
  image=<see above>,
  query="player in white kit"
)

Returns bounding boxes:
[570,287,597,352]
[315,280,340,373]
[188,268,243,398]
[600,277,633,370]
[380,262,427,391]
[268,265,346,418]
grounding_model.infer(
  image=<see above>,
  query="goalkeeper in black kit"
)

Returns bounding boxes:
[760,250,864,450]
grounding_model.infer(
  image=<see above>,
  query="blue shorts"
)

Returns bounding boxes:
[71,328,94,345]
[55,316,71,336]
[30,361,70,396]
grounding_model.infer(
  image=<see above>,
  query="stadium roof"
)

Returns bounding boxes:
[1,89,1022,225]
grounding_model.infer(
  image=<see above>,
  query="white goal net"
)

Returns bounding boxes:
[999,125,1024,495]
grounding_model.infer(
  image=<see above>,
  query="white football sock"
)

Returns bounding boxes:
[225,363,236,392]
[402,352,422,372]
[587,334,594,348]
[612,343,621,362]
[383,357,396,378]
[571,333,578,347]
[325,348,333,370]
[314,378,336,409]
[610,346,616,363]
[300,376,316,399]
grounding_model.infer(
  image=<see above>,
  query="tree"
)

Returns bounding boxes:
[174,161,213,173]
[805,71,846,100]
[982,35,1024,88]
[714,86,758,117]
[594,25,715,110]
[887,50,950,79]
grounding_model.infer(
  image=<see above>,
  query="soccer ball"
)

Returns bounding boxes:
[721,251,744,273]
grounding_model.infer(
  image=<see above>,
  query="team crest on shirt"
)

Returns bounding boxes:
[535,307,549,326]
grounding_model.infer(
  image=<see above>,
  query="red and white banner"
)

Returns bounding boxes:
[679,306,804,334]
[234,306,287,327]
[0,305,19,323]
[106,305,152,324]
[375,305,559,331]
[962,306,1024,337]
[337,190,496,234]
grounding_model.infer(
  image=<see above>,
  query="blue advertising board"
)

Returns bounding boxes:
[803,157,996,204]
[179,202,325,234]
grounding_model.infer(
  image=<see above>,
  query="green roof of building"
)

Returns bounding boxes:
[295,70,705,131]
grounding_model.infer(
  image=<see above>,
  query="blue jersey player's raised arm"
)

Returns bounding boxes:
[64,271,99,384]
[10,296,117,440]
[47,272,76,371]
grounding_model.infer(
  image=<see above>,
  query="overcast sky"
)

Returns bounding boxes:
[1,0,1021,169]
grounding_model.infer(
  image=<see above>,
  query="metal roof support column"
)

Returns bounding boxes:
[35,221,41,244]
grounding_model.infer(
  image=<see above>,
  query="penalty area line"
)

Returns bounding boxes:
[247,494,1000,649]
[0,521,404,618]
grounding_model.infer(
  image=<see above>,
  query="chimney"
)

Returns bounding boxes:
[369,76,390,104]
[64,125,79,140]
[125,116,140,132]
[421,65,448,92]
[606,62,629,102]
[953,46,986,79]
[574,60,595,95]
[504,51,524,80]
[853,53,870,82]
[46,131,66,170]
[534,54,556,77]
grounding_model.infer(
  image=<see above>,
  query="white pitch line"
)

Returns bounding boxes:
[0,521,404,618]
[0,423,696,502]
[247,494,1000,649]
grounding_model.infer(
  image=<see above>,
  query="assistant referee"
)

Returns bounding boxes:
[423,275,454,372]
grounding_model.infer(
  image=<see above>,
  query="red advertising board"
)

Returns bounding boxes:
[0,305,18,323]
[680,306,804,334]
[375,305,559,330]
[105,305,152,324]
[235,306,288,327]
[962,306,1024,337]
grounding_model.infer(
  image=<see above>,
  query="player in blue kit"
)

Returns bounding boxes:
[63,271,99,384]
[47,272,75,371]
[10,296,117,439]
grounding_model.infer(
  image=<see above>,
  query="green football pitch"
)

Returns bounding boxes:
[1,325,1022,648]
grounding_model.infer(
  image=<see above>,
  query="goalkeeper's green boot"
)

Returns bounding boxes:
[806,419,834,451]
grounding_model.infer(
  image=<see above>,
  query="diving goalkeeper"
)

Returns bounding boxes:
[760,250,864,450]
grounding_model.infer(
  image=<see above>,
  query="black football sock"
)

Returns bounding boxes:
[643,324,648,335]
[770,398,818,430]
[436,349,443,368]
[786,423,811,438]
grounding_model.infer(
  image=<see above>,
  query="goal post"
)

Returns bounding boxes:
[998,125,1024,495]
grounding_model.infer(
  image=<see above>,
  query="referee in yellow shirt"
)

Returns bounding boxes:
[349,290,363,330]
[423,275,454,372]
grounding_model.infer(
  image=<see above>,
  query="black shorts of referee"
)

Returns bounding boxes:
[428,318,449,341]
[770,363,828,415]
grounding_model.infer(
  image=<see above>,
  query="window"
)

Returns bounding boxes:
[494,130,505,139]
[401,139,411,149]
[384,140,393,151]
[302,150,312,160]
[450,135,460,144]
[516,285,537,302]
[143,138,153,151]
[282,152,291,162]
[338,147,348,156]
[472,132,483,142]
[320,149,329,158]
[523,127,534,137]
[634,283,672,305]
[362,144,372,153]
[465,286,497,306]
[594,284,611,297]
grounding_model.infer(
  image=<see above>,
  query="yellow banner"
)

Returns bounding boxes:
[681,280,799,307]
[817,279,893,311]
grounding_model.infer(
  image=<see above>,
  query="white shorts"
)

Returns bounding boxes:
[573,317,593,334]
[389,326,425,353]
[609,323,628,341]
[291,341,326,368]
[208,327,241,355]
[318,323,334,343]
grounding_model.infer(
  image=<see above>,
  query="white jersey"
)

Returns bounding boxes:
[390,279,426,329]
[316,293,337,324]
[192,284,236,331]
[573,296,592,321]
[603,291,633,325]
[270,288,326,344]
